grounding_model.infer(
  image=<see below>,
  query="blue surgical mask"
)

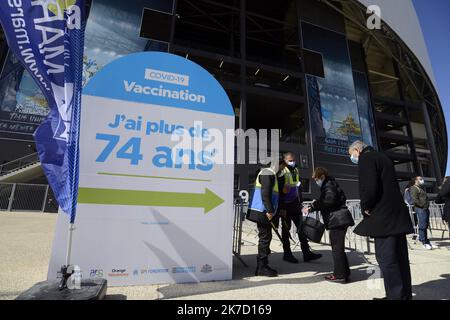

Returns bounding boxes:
[350,154,359,165]
[287,161,296,167]
[316,179,324,188]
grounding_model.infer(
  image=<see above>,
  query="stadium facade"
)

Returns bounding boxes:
[0,0,447,201]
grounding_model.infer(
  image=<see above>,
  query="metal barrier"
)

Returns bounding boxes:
[428,203,449,238]
[233,199,248,267]
[0,153,39,176]
[0,183,14,210]
[298,200,372,253]
[231,199,450,262]
[407,203,449,240]
[342,200,373,253]
[231,199,373,265]
[407,205,419,243]
[0,182,50,212]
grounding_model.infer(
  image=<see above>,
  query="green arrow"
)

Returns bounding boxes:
[77,187,224,214]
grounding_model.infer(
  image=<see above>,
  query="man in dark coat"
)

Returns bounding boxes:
[349,140,414,300]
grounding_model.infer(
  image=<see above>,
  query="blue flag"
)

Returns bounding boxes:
[0,1,91,223]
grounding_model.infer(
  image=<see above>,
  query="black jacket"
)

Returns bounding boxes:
[247,169,282,225]
[437,180,450,223]
[354,147,414,237]
[310,176,347,228]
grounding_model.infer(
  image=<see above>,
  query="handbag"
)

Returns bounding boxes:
[300,212,325,243]
[327,207,355,230]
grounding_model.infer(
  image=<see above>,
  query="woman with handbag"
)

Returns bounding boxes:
[302,167,354,283]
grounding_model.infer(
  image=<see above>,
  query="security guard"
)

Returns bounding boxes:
[277,152,322,263]
[246,159,286,277]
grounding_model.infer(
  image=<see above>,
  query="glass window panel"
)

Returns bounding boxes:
[225,89,241,130]
[140,8,172,42]
[245,0,300,69]
[173,51,241,83]
[174,0,240,57]
[245,93,306,144]
[246,66,303,95]
[246,17,300,68]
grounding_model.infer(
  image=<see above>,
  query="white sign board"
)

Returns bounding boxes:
[48,52,235,286]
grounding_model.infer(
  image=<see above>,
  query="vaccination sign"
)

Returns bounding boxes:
[48,52,235,286]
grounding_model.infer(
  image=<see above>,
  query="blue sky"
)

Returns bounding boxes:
[413,0,450,175]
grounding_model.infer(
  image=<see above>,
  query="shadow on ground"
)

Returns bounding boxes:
[435,241,450,248]
[413,274,450,300]
[156,249,376,299]
[104,294,127,300]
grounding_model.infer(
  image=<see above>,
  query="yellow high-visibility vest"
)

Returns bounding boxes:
[249,168,279,213]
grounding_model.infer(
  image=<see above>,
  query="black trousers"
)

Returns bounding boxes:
[256,222,272,264]
[277,201,310,254]
[374,234,413,300]
[329,227,350,278]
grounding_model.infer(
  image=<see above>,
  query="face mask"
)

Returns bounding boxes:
[315,179,324,188]
[418,179,425,185]
[350,154,359,165]
[287,161,296,167]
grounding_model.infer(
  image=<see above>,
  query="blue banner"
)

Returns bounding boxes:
[0,0,91,222]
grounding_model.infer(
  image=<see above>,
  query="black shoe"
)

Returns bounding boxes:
[255,265,278,277]
[283,253,299,264]
[373,296,412,300]
[303,252,322,262]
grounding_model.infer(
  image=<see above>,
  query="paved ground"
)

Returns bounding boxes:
[1,212,449,300]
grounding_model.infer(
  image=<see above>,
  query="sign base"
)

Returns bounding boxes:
[16,279,107,300]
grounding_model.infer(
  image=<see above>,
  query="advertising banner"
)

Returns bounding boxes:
[0,0,91,217]
[0,52,48,141]
[0,0,171,142]
[303,22,377,179]
[48,52,235,285]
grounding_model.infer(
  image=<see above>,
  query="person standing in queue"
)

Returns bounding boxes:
[410,176,434,249]
[246,159,286,277]
[404,180,418,240]
[303,167,353,283]
[349,140,414,300]
[277,152,322,263]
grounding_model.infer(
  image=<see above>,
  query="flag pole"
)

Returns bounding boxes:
[59,3,88,289]
[59,222,76,290]
[65,223,76,267]
[0,0,92,291]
